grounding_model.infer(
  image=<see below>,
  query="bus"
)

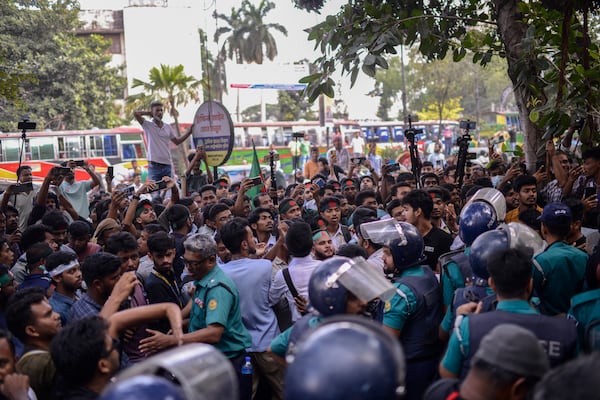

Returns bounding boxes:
[0,120,362,180]
[359,120,461,143]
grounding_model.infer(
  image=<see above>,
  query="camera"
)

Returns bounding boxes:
[263,152,280,163]
[459,120,477,130]
[107,166,114,178]
[17,119,36,131]
[56,167,72,176]
[292,132,305,139]
[149,180,168,192]
[74,160,85,167]
[122,186,135,196]
[351,157,366,165]
[12,182,33,193]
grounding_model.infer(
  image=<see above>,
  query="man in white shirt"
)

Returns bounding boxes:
[134,101,194,182]
[350,131,366,157]
[269,221,321,322]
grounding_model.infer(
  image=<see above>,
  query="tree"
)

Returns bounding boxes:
[214,0,288,65]
[0,0,125,132]
[369,56,405,120]
[418,97,463,121]
[295,0,600,166]
[199,29,227,103]
[129,64,201,137]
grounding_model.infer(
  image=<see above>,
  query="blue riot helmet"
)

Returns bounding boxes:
[462,187,506,222]
[99,376,185,400]
[469,222,544,281]
[107,343,238,400]
[285,315,406,400]
[361,219,425,272]
[458,201,498,246]
[309,256,397,317]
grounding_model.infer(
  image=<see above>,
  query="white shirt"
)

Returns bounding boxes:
[367,247,385,274]
[269,255,321,322]
[142,119,176,165]
[351,136,365,154]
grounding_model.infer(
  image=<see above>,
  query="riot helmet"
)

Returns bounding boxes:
[462,187,506,222]
[99,375,185,400]
[109,343,238,400]
[308,256,396,317]
[362,219,425,272]
[285,315,405,400]
[459,201,498,246]
[469,222,544,281]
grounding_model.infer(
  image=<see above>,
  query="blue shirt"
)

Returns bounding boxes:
[69,293,102,321]
[49,292,78,326]
[220,258,279,352]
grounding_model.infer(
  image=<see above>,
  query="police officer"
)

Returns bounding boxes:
[440,188,505,311]
[269,256,395,361]
[374,219,443,400]
[138,234,252,400]
[285,315,405,400]
[440,245,578,380]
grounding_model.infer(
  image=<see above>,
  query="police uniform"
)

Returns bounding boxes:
[440,248,471,307]
[269,314,322,358]
[533,241,588,315]
[568,288,600,352]
[441,299,577,379]
[440,285,495,335]
[190,265,252,400]
[383,265,442,400]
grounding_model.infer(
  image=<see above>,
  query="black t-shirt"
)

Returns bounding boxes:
[423,226,453,272]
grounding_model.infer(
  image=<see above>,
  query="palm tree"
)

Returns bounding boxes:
[213,0,288,120]
[199,29,227,103]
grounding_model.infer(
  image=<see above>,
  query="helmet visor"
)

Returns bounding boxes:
[360,219,407,247]
[503,222,545,257]
[462,188,506,222]
[329,257,397,303]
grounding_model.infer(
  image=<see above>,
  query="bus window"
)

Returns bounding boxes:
[103,136,118,157]
[30,138,55,160]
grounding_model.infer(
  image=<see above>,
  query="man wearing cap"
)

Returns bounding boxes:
[426,324,550,400]
[134,102,194,182]
[440,247,577,380]
[533,202,588,316]
[319,197,351,252]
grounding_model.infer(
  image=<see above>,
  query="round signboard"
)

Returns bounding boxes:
[192,101,234,167]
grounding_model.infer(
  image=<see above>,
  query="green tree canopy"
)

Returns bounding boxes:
[295,0,600,165]
[0,0,125,132]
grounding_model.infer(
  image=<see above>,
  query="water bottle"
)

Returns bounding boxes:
[241,356,252,375]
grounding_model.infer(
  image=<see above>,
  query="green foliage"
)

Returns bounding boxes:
[0,0,126,132]
[214,0,288,65]
[295,0,600,162]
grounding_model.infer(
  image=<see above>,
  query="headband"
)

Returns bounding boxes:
[279,200,298,215]
[49,259,79,278]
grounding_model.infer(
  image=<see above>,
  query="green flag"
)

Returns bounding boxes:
[246,139,264,201]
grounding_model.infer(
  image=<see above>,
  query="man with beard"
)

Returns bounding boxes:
[144,232,185,333]
[312,230,334,261]
[69,253,138,322]
[46,251,82,326]
[139,233,253,400]
[134,101,194,182]
[59,160,102,220]
[505,175,542,223]
[6,288,62,400]
[220,218,284,400]
[568,147,600,227]
[499,182,519,212]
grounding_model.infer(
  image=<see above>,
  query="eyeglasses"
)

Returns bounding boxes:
[184,257,209,268]
[101,337,121,358]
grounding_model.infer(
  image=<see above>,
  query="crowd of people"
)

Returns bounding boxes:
[0,103,598,399]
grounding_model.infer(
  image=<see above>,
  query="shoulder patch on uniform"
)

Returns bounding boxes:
[208,299,218,311]
[384,301,391,312]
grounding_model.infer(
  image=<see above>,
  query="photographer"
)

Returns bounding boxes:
[59,160,102,220]
[0,165,38,231]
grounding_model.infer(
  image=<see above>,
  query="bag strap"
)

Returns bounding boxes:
[282,268,299,298]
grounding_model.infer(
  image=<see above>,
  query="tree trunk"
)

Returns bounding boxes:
[494,0,544,171]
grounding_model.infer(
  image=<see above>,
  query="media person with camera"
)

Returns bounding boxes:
[0,165,37,232]
[59,160,102,221]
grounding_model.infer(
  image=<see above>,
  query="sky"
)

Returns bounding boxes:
[78,0,380,121]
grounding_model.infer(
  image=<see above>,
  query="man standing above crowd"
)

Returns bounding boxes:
[134,101,194,182]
